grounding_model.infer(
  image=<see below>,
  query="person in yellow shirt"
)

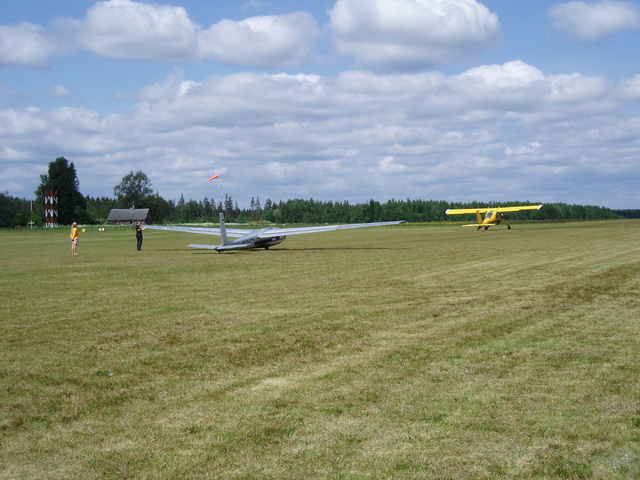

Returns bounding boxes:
[70,222,78,255]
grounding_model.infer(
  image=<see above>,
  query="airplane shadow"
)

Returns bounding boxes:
[157,248,198,252]
[276,247,392,252]
[157,246,393,254]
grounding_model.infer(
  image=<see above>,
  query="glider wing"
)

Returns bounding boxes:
[257,220,405,239]
[144,225,253,238]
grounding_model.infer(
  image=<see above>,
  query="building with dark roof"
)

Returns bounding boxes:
[106,208,152,225]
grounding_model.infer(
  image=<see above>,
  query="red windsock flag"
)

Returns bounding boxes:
[208,174,219,181]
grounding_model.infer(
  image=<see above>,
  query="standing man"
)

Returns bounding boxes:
[136,221,145,251]
[70,222,78,255]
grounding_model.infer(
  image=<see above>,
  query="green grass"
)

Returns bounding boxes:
[1,220,640,479]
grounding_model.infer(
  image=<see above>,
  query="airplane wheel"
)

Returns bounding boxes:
[508,225,512,230]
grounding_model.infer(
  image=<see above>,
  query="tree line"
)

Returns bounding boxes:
[0,157,628,227]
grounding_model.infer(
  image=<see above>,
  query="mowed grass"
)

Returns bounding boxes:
[1,220,639,479]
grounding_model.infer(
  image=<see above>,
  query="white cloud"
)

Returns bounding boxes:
[2,62,639,207]
[448,61,547,106]
[1,147,31,161]
[0,0,319,68]
[76,0,199,61]
[505,143,542,156]
[548,0,640,41]
[0,22,68,68]
[329,0,500,72]
[46,85,71,98]
[618,74,640,100]
[200,13,319,67]
[380,156,408,173]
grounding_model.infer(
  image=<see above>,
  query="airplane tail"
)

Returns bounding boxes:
[219,212,229,246]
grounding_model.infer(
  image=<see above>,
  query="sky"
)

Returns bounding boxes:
[1,0,639,209]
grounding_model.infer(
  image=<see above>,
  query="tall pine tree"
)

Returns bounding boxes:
[36,157,89,225]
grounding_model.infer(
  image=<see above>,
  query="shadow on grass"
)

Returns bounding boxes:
[277,246,393,251]
[156,246,394,254]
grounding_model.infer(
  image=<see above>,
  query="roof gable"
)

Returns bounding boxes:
[106,209,151,222]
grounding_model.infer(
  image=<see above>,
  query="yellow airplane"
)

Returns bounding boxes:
[445,204,543,230]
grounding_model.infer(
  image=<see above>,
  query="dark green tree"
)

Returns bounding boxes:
[145,194,173,223]
[179,199,203,222]
[0,192,35,227]
[202,197,214,221]
[85,195,117,223]
[224,194,234,214]
[36,157,90,225]
[114,171,154,208]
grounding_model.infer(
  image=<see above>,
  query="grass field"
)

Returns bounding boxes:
[1,220,640,479]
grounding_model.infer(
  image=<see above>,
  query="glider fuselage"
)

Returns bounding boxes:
[217,229,286,251]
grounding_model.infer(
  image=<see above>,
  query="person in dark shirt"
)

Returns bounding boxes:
[136,222,145,251]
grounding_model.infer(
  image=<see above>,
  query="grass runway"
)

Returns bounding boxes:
[1,220,640,479]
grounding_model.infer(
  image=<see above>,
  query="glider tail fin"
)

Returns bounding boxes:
[219,212,229,246]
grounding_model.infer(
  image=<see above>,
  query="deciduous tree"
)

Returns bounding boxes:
[114,171,154,208]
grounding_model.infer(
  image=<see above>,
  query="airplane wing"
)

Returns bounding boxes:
[446,208,490,214]
[446,205,542,215]
[256,220,405,239]
[143,225,253,238]
[187,243,221,249]
[492,205,543,213]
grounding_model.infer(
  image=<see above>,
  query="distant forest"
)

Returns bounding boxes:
[0,191,629,227]
[612,209,640,219]
[0,159,633,227]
